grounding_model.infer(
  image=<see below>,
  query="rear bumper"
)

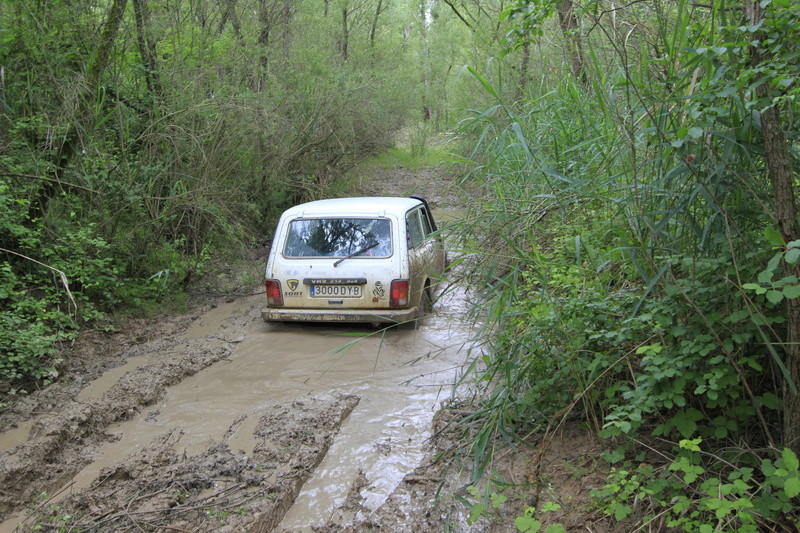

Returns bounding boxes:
[262,306,418,324]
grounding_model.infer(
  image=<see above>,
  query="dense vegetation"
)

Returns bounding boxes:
[455,0,800,529]
[2,0,799,530]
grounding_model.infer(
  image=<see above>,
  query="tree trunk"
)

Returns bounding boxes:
[282,0,293,60]
[516,41,531,101]
[86,0,129,101]
[258,0,272,72]
[340,6,349,61]
[370,0,384,48]
[764,101,800,455]
[132,0,162,117]
[747,0,800,454]
[556,0,587,83]
[419,0,431,121]
[218,0,243,40]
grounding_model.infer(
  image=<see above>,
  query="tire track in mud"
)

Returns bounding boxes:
[0,333,236,522]
[18,396,359,533]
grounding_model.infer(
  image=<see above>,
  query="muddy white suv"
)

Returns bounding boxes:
[262,196,446,325]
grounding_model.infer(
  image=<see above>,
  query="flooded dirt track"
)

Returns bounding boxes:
[0,156,482,532]
[0,277,475,532]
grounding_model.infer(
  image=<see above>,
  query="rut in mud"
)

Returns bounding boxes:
[28,395,360,533]
[0,160,484,532]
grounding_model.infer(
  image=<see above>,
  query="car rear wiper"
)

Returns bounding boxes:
[334,242,379,267]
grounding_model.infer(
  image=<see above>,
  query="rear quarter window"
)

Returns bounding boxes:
[406,210,425,248]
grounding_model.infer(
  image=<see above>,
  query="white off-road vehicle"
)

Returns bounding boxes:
[262,196,445,325]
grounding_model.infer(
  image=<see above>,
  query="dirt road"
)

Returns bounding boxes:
[0,162,480,531]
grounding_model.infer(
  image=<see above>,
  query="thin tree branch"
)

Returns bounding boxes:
[442,0,473,30]
[0,248,77,313]
[1,172,99,194]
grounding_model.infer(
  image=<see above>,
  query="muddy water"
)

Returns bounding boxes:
[39,284,472,531]
[0,419,34,454]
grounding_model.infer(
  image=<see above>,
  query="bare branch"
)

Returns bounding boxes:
[442,0,473,30]
[0,248,77,313]
[1,172,99,194]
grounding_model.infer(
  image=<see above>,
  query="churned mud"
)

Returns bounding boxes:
[15,395,359,532]
[0,322,236,517]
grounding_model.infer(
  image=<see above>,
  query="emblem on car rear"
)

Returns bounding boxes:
[373,281,386,298]
[287,279,299,291]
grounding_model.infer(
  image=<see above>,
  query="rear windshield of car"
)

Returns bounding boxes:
[283,218,393,258]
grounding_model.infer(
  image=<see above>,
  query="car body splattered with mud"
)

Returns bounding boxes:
[262,196,446,325]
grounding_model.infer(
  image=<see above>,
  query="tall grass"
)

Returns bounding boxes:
[452,2,798,527]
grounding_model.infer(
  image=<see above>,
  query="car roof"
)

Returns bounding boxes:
[282,197,424,218]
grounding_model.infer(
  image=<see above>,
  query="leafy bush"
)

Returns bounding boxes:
[593,440,800,530]
[456,2,800,523]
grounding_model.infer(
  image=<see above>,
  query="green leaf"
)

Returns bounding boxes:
[783,285,800,299]
[767,252,782,273]
[679,437,703,451]
[785,477,800,498]
[540,501,562,512]
[687,127,703,139]
[467,66,500,100]
[783,448,799,471]
[603,447,625,464]
[786,248,800,264]
[613,503,632,521]
[766,290,784,304]
[515,515,541,533]
[715,86,737,98]
[757,393,779,409]
[743,283,767,294]
[758,269,774,284]
[765,227,785,246]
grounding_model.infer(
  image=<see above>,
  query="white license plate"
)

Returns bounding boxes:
[311,285,362,298]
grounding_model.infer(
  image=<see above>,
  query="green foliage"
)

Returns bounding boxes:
[0,308,60,384]
[515,502,565,533]
[592,440,800,530]
[456,0,800,529]
[744,238,800,307]
[456,483,566,532]
[500,0,559,46]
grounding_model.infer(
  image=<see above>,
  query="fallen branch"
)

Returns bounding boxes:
[0,247,77,314]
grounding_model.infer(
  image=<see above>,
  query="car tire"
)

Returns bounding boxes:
[415,287,433,325]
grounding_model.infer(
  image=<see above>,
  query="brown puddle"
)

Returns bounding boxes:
[75,355,153,402]
[2,282,474,532]
[0,419,34,455]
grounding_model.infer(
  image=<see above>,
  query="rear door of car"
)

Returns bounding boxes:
[268,213,404,310]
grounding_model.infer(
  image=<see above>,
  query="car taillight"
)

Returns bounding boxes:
[265,279,283,306]
[390,280,409,308]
